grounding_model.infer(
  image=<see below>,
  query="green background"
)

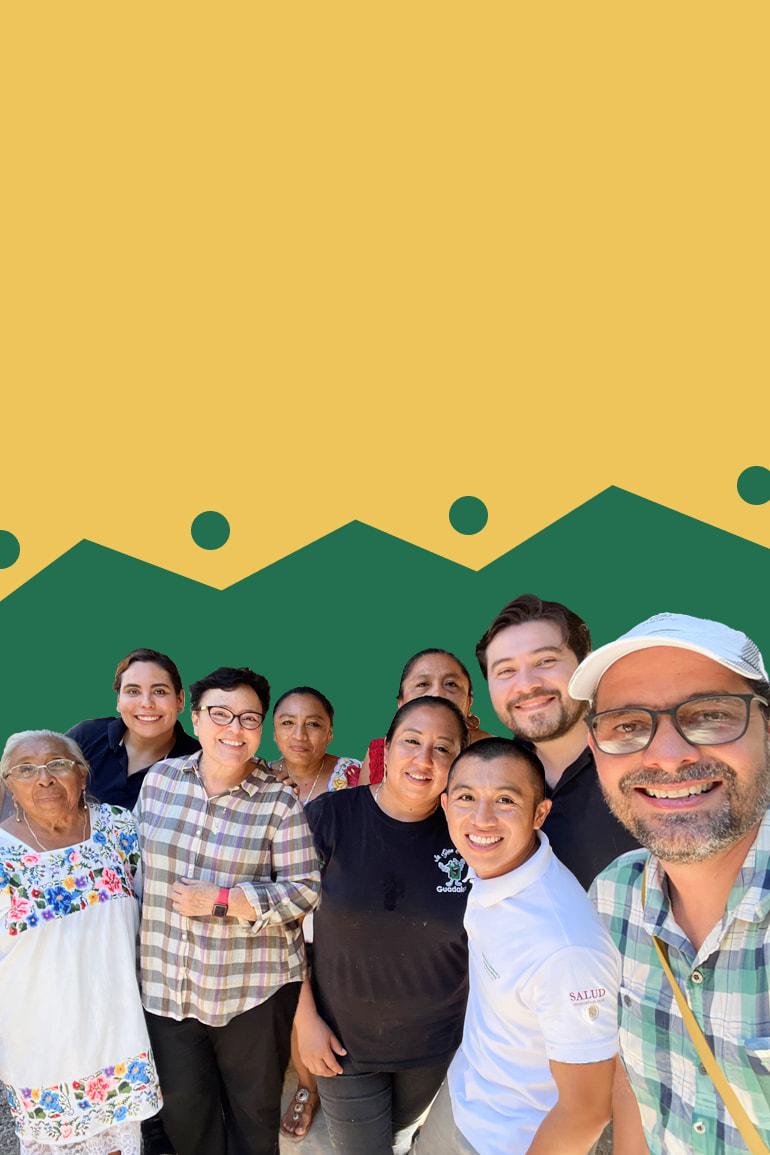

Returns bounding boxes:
[3,487,768,763]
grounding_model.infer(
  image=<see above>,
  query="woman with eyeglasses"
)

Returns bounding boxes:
[134,667,321,1155]
[0,729,161,1155]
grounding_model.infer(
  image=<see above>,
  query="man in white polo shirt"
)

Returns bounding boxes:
[414,737,620,1155]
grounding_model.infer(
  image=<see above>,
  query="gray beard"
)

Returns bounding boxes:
[603,759,770,864]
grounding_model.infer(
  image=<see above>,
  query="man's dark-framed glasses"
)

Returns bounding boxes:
[198,706,264,730]
[585,694,768,755]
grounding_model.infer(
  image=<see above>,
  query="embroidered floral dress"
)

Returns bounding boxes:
[0,803,161,1154]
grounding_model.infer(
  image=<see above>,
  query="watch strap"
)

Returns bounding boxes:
[212,887,230,917]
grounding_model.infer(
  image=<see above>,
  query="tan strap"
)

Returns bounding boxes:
[642,862,770,1155]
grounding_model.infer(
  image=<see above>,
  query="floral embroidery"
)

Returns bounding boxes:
[0,805,140,937]
[4,1050,160,1143]
[329,757,361,791]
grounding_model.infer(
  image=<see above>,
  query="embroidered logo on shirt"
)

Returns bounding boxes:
[434,848,469,893]
[569,988,607,1021]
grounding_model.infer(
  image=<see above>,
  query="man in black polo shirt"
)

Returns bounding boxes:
[475,595,637,888]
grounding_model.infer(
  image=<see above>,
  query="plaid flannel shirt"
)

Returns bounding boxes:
[590,811,770,1154]
[135,751,320,1026]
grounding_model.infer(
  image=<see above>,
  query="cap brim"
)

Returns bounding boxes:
[568,636,764,702]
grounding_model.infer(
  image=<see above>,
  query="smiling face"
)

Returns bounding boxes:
[192,684,264,774]
[384,703,466,810]
[592,647,770,863]
[486,621,585,742]
[399,653,473,715]
[273,693,333,767]
[117,661,184,740]
[443,753,551,878]
[4,735,88,829]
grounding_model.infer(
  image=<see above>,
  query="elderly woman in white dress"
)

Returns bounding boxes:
[0,730,160,1155]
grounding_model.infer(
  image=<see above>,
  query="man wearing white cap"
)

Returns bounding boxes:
[570,612,770,1154]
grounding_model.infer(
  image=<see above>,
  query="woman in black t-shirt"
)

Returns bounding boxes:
[298,696,471,1155]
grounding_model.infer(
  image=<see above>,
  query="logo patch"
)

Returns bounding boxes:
[569,988,608,1020]
[434,848,469,893]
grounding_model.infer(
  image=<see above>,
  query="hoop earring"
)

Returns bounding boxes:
[467,713,481,732]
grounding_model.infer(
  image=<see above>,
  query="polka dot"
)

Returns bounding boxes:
[737,467,770,506]
[0,531,20,568]
[191,511,231,550]
[449,496,488,535]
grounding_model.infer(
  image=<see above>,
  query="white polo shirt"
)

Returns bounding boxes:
[447,832,620,1155]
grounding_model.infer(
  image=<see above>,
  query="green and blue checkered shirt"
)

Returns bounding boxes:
[590,812,770,1154]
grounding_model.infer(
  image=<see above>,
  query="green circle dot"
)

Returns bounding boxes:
[737,467,770,506]
[449,496,488,535]
[191,511,231,550]
[0,531,20,568]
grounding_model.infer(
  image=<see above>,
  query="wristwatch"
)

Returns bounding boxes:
[211,887,230,917]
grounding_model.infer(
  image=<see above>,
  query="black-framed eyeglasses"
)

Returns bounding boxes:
[2,758,79,782]
[197,706,264,730]
[585,694,768,755]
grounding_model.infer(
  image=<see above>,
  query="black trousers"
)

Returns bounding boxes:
[316,1058,449,1155]
[145,983,300,1155]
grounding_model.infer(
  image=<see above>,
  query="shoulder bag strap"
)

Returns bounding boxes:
[642,861,770,1155]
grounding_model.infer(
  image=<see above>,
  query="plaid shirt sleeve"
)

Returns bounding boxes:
[238,798,320,934]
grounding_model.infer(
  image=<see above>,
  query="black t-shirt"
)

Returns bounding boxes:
[305,787,470,1071]
[542,746,639,889]
[67,717,200,810]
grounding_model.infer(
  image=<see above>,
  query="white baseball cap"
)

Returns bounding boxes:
[569,612,768,702]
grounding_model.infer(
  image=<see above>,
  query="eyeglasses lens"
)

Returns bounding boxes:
[593,697,750,754]
[207,709,263,730]
[10,759,75,780]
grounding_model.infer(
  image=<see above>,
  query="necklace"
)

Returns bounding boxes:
[281,755,326,805]
[22,806,89,853]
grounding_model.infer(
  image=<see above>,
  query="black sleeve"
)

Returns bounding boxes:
[304,792,337,869]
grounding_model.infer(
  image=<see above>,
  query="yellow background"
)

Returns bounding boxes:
[1,3,769,597]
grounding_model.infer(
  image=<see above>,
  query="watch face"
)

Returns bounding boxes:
[212,903,228,917]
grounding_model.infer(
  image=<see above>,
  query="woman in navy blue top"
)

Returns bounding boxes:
[67,647,199,810]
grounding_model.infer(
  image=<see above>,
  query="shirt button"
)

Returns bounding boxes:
[623,995,632,1007]
[196,828,202,835]
[694,1121,706,1134]
[690,970,703,984]
[699,1064,707,1076]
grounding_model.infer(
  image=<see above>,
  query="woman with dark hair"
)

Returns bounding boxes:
[134,667,321,1155]
[359,648,492,785]
[268,686,361,1142]
[269,686,361,803]
[296,696,471,1155]
[67,648,199,810]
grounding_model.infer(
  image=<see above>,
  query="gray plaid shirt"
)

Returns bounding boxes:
[135,751,320,1026]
